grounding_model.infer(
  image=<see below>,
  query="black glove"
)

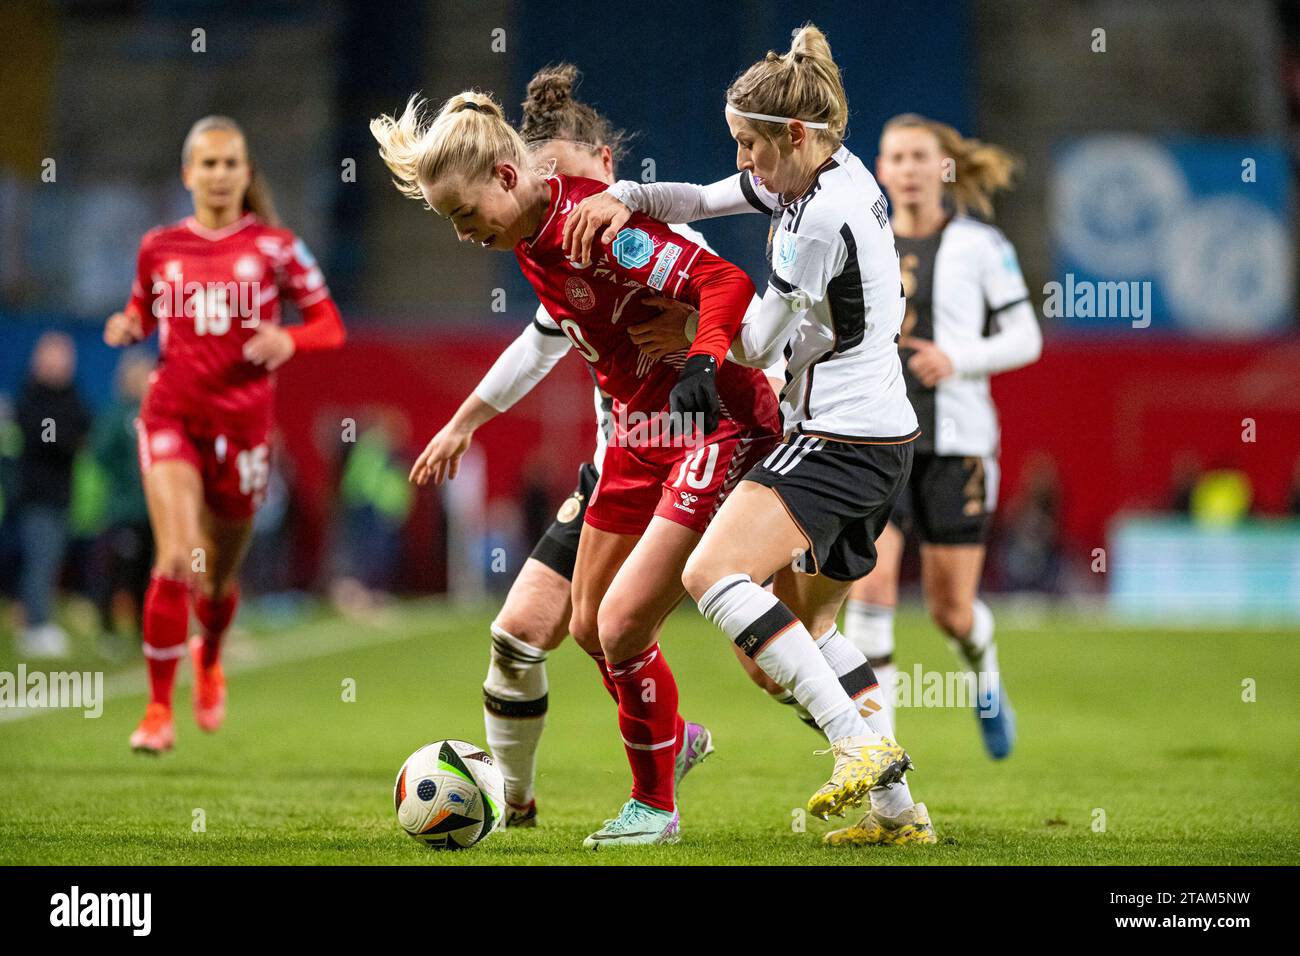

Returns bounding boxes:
[669,353,720,438]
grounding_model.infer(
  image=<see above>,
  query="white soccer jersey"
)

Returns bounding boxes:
[898,215,1040,457]
[613,148,918,440]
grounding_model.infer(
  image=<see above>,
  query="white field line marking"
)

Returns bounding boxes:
[0,608,456,725]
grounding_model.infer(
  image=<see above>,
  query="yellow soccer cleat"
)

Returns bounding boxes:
[824,801,938,846]
[807,734,910,820]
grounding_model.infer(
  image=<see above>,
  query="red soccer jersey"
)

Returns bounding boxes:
[126,213,339,432]
[515,176,774,431]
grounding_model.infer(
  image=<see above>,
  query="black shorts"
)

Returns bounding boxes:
[890,453,997,545]
[744,431,917,582]
[528,462,599,581]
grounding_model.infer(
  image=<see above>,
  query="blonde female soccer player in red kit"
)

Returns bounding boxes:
[104,116,346,754]
[371,91,781,848]
[420,65,766,829]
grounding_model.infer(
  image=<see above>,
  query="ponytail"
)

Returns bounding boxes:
[242,168,280,226]
[370,91,529,203]
[520,63,631,168]
[883,113,1020,219]
[726,23,848,146]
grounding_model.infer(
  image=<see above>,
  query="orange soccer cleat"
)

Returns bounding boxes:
[190,636,227,733]
[129,702,176,754]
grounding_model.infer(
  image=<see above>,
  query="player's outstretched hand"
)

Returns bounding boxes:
[409,422,473,487]
[669,353,721,439]
[103,311,144,347]
[243,325,297,371]
[563,192,633,265]
[629,296,695,361]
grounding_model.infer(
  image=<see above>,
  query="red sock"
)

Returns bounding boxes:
[590,654,620,704]
[194,587,238,668]
[606,643,680,812]
[143,574,190,707]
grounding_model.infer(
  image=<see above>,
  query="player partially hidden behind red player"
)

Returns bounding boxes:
[104,116,346,754]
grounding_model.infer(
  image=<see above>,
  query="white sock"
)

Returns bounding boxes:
[844,599,898,729]
[482,624,549,807]
[816,625,914,817]
[952,599,999,704]
[698,574,868,743]
[769,687,818,728]
[844,600,896,660]
[814,625,892,737]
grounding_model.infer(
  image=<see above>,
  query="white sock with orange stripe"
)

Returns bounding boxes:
[813,625,914,817]
[815,625,887,729]
[844,600,898,729]
[698,574,867,743]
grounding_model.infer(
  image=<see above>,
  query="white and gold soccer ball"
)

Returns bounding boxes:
[394,740,505,850]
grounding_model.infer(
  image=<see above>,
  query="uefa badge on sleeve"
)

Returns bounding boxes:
[778,233,798,271]
[611,228,653,269]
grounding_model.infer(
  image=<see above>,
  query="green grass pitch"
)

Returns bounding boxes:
[1,602,1297,865]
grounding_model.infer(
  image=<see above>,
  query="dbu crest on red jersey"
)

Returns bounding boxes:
[565,276,596,311]
[233,255,262,281]
[150,429,182,457]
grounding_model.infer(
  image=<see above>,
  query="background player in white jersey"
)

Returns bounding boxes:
[565,24,937,846]
[409,65,719,828]
[843,114,1042,760]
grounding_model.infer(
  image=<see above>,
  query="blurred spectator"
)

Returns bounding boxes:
[0,396,21,605]
[1168,452,1203,515]
[329,416,414,612]
[244,435,297,596]
[998,452,1064,594]
[1189,469,1252,527]
[15,332,91,657]
[91,351,153,651]
[63,439,110,607]
[484,498,525,595]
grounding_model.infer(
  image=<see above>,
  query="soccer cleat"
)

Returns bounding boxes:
[823,801,938,847]
[807,734,911,820]
[503,800,538,828]
[582,799,680,849]
[129,702,176,754]
[674,721,714,787]
[976,683,1016,760]
[189,636,227,733]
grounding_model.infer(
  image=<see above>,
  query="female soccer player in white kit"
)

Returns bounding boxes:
[565,24,938,845]
[844,114,1042,761]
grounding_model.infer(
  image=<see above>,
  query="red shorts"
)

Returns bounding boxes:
[135,411,271,521]
[585,416,779,536]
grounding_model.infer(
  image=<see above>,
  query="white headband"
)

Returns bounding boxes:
[725,103,829,129]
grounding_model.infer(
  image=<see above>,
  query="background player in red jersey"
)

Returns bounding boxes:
[103,116,346,754]
[371,90,781,847]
